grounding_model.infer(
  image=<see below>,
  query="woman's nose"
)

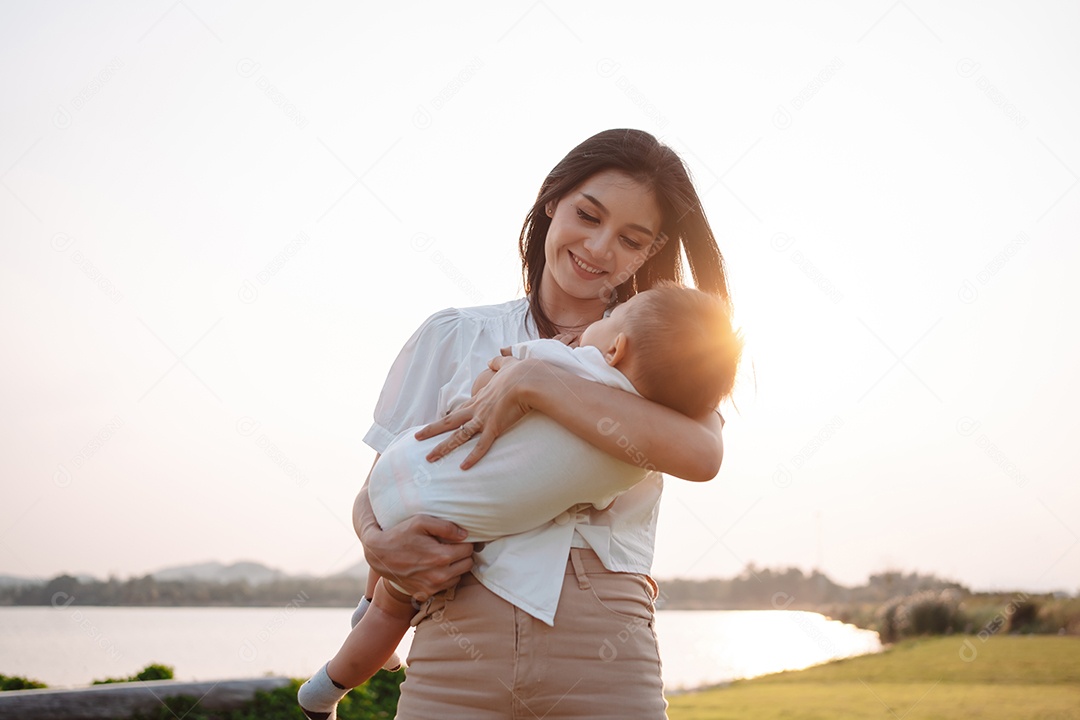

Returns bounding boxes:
[583,231,614,260]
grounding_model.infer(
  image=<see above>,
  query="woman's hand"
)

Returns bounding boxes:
[354,486,475,600]
[415,354,538,469]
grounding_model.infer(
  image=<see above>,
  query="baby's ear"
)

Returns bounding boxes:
[604,333,628,367]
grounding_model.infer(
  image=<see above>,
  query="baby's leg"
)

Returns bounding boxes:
[350,569,382,628]
[298,579,415,717]
[330,578,416,686]
[364,570,379,599]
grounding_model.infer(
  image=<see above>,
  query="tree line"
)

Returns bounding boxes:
[658,565,968,609]
[3,574,363,607]
[1,566,968,609]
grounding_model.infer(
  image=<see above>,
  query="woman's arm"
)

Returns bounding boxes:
[529,362,724,482]
[353,456,476,600]
[417,356,724,482]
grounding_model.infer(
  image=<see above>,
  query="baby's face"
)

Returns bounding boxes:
[579,292,646,353]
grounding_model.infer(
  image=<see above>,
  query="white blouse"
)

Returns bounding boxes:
[363,298,664,625]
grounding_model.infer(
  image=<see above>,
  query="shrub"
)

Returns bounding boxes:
[131,671,404,719]
[0,674,47,691]
[132,664,175,682]
[1007,601,1039,633]
[875,595,907,644]
[1038,597,1080,635]
[94,663,175,685]
[961,594,1080,636]
[905,589,964,635]
[875,590,966,643]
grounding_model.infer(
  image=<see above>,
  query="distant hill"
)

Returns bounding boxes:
[330,559,369,580]
[150,561,289,586]
[0,559,368,590]
[149,559,370,584]
[0,573,95,587]
[0,560,371,607]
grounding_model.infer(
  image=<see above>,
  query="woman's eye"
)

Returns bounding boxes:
[576,208,599,223]
[622,237,643,250]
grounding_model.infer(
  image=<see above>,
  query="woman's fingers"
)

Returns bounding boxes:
[443,554,475,580]
[414,415,454,441]
[443,542,477,567]
[425,435,459,462]
[418,354,532,465]
[488,354,519,372]
[426,420,482,462]
[415,409,469,441]
[412,530,477,599]
[364,514,475,599]
[412,514,468,543]
[460,428,496,470]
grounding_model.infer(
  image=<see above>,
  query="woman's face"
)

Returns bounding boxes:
[541,169,663,309]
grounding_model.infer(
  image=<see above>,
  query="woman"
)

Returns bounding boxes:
[354,129,731,719]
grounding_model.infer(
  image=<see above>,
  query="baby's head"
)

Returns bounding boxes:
[579,283,742,417]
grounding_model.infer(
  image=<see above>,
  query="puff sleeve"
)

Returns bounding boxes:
[362,308,463,453]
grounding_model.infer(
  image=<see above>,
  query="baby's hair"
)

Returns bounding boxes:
[622,282,743,417]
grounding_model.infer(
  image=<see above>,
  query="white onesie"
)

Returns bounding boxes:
[367,339,650,615]
[369,339,648,540]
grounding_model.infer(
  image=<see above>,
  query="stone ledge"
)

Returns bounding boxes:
[0,677,291,719]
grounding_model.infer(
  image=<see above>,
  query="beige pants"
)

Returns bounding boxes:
[396,548,667,720]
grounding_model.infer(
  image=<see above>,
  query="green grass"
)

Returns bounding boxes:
[667,636,1080,720]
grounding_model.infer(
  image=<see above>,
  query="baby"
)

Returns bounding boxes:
[299,283,742,719]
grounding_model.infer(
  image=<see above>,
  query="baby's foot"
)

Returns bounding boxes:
[383,651,404,672]
[297,663,347,720]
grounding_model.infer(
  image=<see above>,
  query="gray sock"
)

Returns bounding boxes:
[350,596,371,628]
[297,663,347,720]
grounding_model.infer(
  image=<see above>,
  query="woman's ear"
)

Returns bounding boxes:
[603,333,629,367]
[545,200,556,218]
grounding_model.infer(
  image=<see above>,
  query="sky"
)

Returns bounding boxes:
[1,1,1078,595]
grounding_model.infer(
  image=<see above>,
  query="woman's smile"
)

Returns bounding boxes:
[568,250,607,278]
[541,169,663,311]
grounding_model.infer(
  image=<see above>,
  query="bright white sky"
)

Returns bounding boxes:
[2,2,1078,594]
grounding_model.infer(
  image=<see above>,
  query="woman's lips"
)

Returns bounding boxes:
[569,251,606,278]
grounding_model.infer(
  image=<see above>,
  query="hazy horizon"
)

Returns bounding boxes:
[2,554,1069,596]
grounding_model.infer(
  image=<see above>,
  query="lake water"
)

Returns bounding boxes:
[0,607,881,691]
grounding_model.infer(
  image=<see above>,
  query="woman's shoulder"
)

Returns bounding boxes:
[417,297,531,335]
[453,297,529,322]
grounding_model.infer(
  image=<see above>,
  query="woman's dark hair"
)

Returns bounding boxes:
[520,129,731,338]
